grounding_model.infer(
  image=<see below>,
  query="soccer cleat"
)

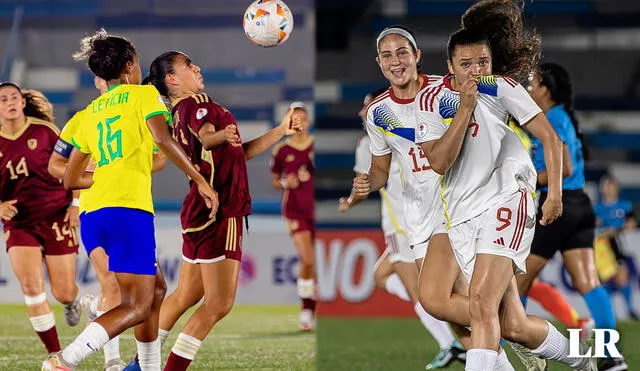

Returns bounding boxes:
[577,318,595,340]
[597,358,629,371]
[42,351,75,371]
[64,300,82,327]
[425,348,455,369]
[299,309,314,331]
[122,358,141,371]
[450,340,466,363]
[508,341,547,371]
[80,294,97,322]
[104,358,126,371]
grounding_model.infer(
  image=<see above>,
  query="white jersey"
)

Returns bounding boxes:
[354,135,405,236]
[415,74,539,227]
[364,75,444,245]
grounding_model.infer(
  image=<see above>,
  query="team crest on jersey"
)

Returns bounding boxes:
[196,108,208,120]
[286,154,295,162]
[372,104,414,141]
[27,138,38,150]
[417,123,428,138]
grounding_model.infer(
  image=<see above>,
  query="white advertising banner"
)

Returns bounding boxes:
[0,213,301,305]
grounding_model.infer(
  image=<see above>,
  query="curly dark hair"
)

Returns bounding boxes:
[461,0,541,83]
[73,28,137,81]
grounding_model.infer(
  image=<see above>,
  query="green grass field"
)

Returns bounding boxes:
[317,317,640,370]
[0,304,315,370]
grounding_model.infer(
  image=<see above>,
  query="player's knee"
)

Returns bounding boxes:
[373,267,388,289]
[419,286,446,321]
[203,296,234,321]
[501,316,528,343]
[572,277,600,295]
[101,277,121,304]
[51,284,77,304]
[20,276,44,297]
[469,288,498,321]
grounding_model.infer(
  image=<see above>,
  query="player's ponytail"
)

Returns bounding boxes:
[148,51,184,98]
[73,28,137,81]
[0,82,54,123]
[461,0,541,84]
[538,62,589,161]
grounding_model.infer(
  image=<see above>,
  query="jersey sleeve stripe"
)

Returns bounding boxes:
[144,110,170,121]
[364,91,391,117]
[427,85,444,112]
[419,87,435,111]
[503,76,518,87]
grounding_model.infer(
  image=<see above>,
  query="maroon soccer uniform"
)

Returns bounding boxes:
[172,93,251,262]
[0,117,78,254]
[271,137,315,236]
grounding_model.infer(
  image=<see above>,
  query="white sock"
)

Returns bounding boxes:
[61,322,110,366]
[96,311,121,363]
[494,349,515,371]
[91,296,100,317]
[137,338,161,371]
[414,302,455,349]
[158,328,170,345]
[465,349,498,371]
[171,332,202,360]
[29,312,55,332]
[384,273,410,302]
[531,321,587,368]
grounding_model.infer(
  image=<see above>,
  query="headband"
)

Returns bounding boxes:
[376,28,418,53]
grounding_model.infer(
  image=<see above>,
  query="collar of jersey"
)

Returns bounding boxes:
[388,74,430,104]
[107,84,122,92]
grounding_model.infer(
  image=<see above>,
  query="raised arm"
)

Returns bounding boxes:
[243,109,300,161]
[525,112,563,225]
[146,114,218,217]
[419,79,477,174]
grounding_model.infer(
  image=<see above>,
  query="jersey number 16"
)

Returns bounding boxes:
[97,115,123,167]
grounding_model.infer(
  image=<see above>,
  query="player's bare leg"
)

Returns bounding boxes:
[292,230,316,330]
[45,253,80,326]
[84,247,125,370]
[8,246,61,354]
[515,254,548,297]
[52,272,158,369]
[418,234,472,326]
[158,260,204,340]
[164,259,240,371]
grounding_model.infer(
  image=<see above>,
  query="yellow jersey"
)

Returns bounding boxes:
[509,119,532,153]
[70,84,170,214]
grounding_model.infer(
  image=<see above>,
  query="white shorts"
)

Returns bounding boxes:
[448,189,536,281]
[385,232,414,264]
[411,222,448,260]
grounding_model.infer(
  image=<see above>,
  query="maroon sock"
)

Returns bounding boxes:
[164,351,193,371]
[302,298,316,313]
[36,326,61,353]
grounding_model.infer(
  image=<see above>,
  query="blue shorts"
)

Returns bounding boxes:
[80,207,157,275]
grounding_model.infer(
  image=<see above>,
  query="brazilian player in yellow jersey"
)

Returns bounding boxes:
[42,29,217,371]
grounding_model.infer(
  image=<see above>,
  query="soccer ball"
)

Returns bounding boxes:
[243,0,294,47]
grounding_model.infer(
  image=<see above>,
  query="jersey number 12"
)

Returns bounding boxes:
[97,115,123,167]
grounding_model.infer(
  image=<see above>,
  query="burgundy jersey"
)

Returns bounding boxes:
[0,117,72,229]
[172,93,251,231]
[271,137,315,219]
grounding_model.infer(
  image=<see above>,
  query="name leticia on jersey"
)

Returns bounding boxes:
[91,89,130,113]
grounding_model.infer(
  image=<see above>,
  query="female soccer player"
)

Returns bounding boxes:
[413,5,594,370]
[271,102,317,331]
[42,29,217,371]
[595,175,638,320]
[522,62,628,371]
[145,51,301,370]
[48,75,167,371]
[0,83,81,355]
[341,89,466,369]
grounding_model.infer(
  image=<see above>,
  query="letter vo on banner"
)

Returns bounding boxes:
[315,230,415,317]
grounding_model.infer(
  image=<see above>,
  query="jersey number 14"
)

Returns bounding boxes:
[97,115,123,167]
